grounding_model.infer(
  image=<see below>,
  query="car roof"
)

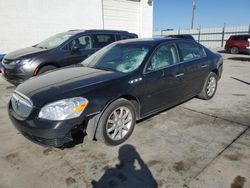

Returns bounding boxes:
[63,29,135,35]
[230,34,250,37]
[114,37,183,46]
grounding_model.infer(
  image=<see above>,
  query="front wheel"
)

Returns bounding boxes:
[95,99,136,146]
[197,72,218,100]
[37,65,57,75]
[230,46,239,54]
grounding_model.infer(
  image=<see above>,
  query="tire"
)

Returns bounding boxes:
[37,65,57,75]
[95,98,136,146]
[197,72,218,100]
[230,46,239,54]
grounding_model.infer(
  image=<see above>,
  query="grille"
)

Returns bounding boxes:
[11,92,33,118]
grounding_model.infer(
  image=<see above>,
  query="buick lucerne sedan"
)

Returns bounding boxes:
[8,38,223,147]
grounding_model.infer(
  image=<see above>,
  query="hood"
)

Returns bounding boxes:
[4,46,49,61]
[16,67,124,107]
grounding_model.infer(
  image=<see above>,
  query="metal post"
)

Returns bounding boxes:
[248,25,250,34]
[191,0,196,29]
[178,27,180,35]
[221,23,226,47]
[198,27,201,43]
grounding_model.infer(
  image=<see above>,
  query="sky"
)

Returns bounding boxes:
[153,0,250,31]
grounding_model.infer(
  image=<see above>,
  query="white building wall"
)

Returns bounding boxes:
[0,0,103,53]
[0,0,153,53]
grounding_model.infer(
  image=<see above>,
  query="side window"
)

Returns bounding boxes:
[63,35,92,50]
[118,34,134,41]
[147,43,180,71]
[178,41,206,61]
[93,34,115,48]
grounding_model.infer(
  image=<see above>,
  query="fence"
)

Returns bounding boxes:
[153,25,250,48]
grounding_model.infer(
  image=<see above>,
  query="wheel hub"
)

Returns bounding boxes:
[106,106,132,141]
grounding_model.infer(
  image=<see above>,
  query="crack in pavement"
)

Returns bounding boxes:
[179,106,249,127]
[179,106,249,186]
[187,126,249,186]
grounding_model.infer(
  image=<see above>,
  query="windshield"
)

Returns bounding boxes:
[81,43,151,73]
[35,33,73,49]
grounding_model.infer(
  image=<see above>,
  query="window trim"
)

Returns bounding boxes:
[143,42,181,74]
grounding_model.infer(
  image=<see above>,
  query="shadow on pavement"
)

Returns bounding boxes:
[227,57,250,62]
[231,77,250,86]
[92,144,158,188]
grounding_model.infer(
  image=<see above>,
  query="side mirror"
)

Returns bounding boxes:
[70,44,79,54]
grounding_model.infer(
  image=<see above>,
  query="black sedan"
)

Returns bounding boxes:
[8,38,223,147]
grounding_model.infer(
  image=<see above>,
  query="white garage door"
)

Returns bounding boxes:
[103,0,140,35]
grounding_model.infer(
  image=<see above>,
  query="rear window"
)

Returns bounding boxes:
[178,41,206,61]
[230,35,250,41]
[118,34,135,40]
[93,34,115,48]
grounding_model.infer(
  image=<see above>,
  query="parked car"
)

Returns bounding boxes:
[247,38,250,54]
[0,54,5,73]
[225,34,250,54]
[1,30,137,85]
[8,38,223,147]
[167,34,195,40]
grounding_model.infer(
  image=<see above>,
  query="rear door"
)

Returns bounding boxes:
[177,41,209,98]
[141,42,185,115]
[92,34,116,51]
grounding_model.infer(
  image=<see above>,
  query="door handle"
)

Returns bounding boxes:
[175,73,184,78]
[201,64,208,68]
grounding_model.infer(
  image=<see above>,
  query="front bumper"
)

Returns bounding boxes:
[246,47,250,55]
[2,67,29,85]
[8,102,86,147]
[1,62,35,85]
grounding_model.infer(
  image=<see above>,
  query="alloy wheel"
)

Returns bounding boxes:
[106,106,132,141]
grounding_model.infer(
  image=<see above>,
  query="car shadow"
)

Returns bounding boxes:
[227,57,250,62]
[91,144,158,188]
[231,77,250,86]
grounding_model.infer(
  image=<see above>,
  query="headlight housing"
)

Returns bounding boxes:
[11,59,32,66]
[38,97,88,121]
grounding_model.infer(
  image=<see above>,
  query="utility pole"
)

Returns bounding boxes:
[191,0,196,29]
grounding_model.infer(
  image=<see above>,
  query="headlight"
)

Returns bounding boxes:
[11,59,32,65]
[38,97,88,120]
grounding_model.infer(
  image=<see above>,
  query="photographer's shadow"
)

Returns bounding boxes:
[92,144,158,188]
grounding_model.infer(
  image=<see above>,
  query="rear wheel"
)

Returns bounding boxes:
[198,72,218,100]
[230,46,239,54]
[37,65,57,75]
[95,99,136,146]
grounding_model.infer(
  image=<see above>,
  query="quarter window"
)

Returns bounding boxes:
[93,34,115,48]
[147,43,180,71]
[178,41,206,61]
[119,35,134,40]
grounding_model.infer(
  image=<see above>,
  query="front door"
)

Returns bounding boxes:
[62,35,96,66]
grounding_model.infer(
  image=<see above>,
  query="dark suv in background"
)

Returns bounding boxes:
[1,30,137,85]
[225,34,250,54]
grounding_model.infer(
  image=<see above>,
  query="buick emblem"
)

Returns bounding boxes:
[15,99,20,110]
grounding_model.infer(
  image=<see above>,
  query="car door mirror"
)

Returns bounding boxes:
[70,44,80,54]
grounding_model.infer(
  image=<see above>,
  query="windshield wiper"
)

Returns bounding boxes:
[93,66,116,72]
